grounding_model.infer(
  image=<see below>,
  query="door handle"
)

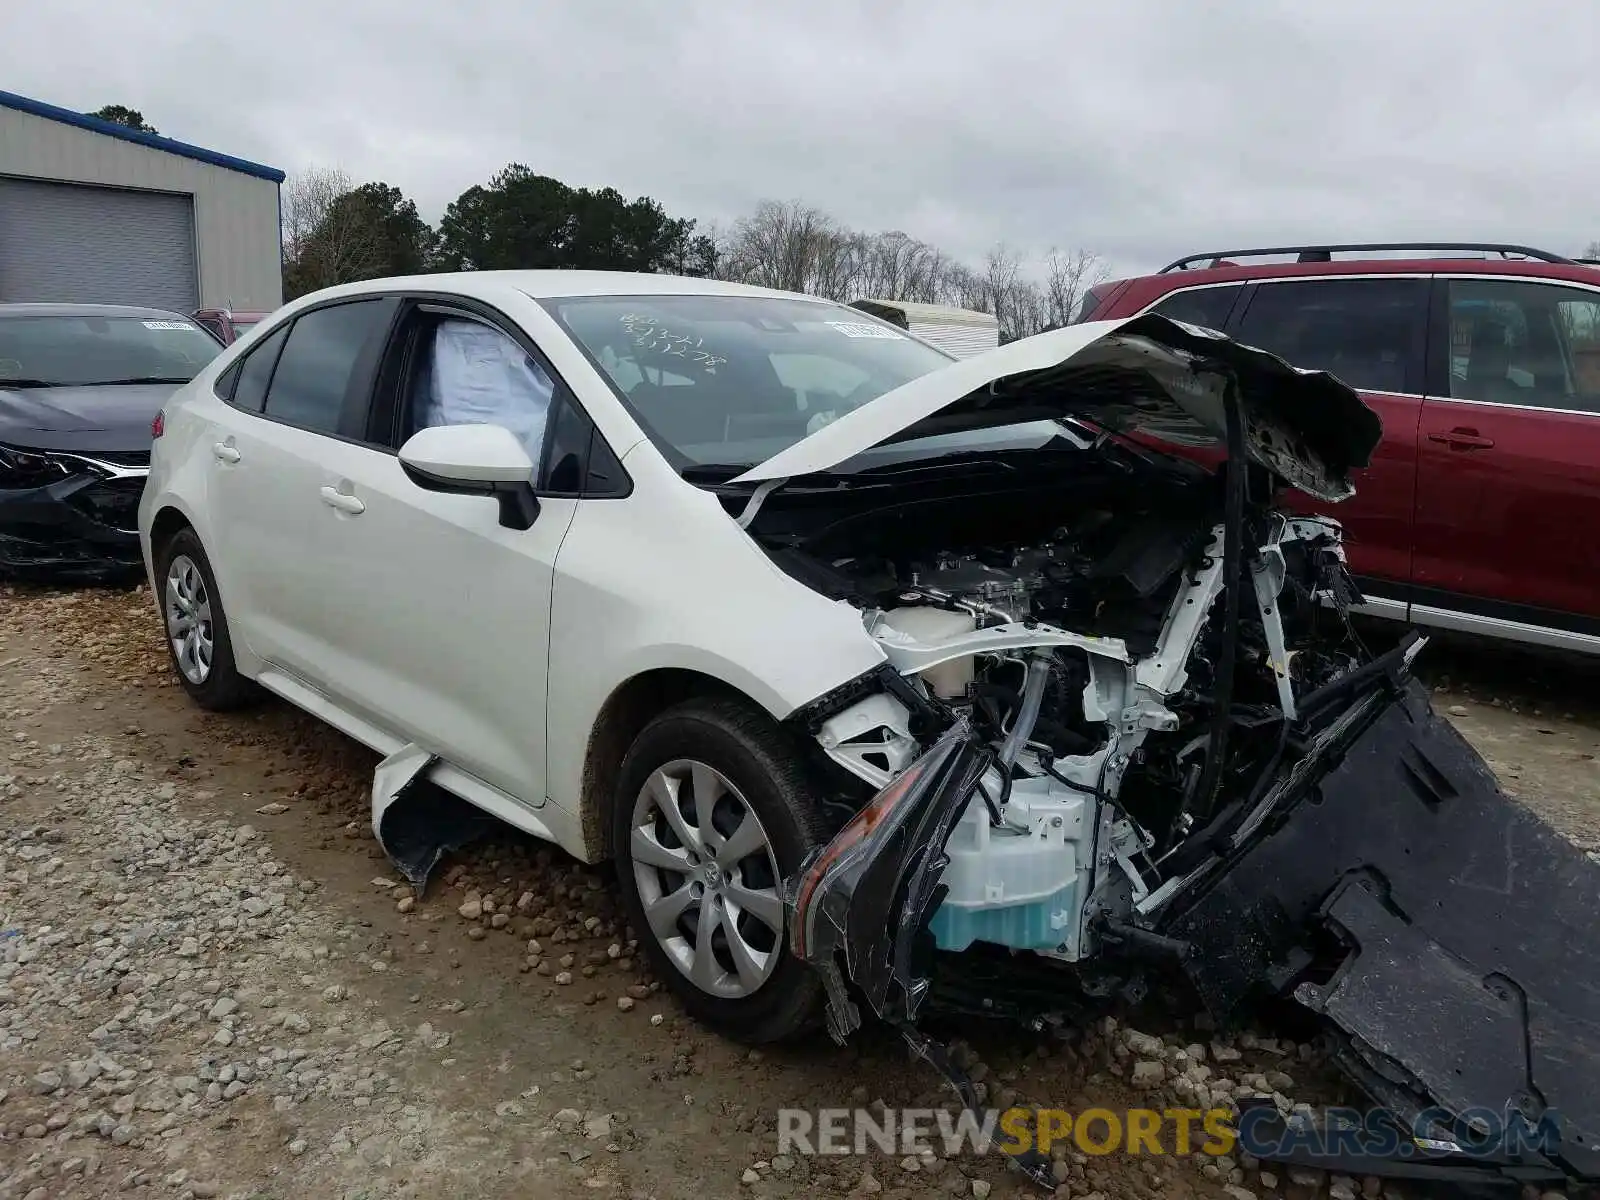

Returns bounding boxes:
[212,442,241,463]
[319,485,366,515]
[1427,428,1496,450]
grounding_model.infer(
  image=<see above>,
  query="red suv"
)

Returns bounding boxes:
[1079,242,1600,657]
[191,308,268,345]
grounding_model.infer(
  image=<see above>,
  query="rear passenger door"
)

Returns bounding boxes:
[205,297,399,677]
[1228,277,1430,605]
[1412,276,1600,638]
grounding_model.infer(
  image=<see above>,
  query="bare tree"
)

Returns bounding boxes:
[282,167,354,265]
[715,200,861,298]
[1041,247,1110,329]
[716,197,1105,339]
[856,230,956,304]
[280,167,390,296]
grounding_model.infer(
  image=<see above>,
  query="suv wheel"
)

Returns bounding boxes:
[613,696,828,1044]
[155,529,257,711]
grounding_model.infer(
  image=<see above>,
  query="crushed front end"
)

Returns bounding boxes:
[752,353,1598,1187]
[0,444,148,580]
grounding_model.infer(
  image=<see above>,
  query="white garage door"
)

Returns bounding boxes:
[0,177,198,311]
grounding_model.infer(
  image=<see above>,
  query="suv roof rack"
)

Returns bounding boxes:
[1158,242,1577,273]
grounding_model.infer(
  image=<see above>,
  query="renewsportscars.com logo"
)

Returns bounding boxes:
[778,1104,1569,1162]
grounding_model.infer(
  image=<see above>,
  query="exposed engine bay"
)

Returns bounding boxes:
[735,402,1599,1190]
[754,431,1369,973]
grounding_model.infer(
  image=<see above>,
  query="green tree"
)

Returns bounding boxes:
[283,176,437,299]
[435,164,711,275]
[90,105,158,134]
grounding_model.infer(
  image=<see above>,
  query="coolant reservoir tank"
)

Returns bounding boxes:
[882,607,977,699]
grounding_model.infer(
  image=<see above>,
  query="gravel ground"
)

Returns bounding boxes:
[1,583,1595,1200]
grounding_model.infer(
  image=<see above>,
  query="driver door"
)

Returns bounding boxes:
[293,299,585,806]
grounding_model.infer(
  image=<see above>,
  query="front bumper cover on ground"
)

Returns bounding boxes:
[789,673,1600,1190]
[1163,677,1600,1185]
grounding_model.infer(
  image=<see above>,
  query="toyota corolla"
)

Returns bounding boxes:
[138,272,1600,1190]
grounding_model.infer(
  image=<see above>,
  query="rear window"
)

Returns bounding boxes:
[0,314,222,387]
[1069,285,1111,324]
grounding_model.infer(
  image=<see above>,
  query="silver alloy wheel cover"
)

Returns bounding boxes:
[630,759,785,999]
[164,554,215,686]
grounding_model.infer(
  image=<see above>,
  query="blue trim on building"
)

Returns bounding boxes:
[0,89,286,183]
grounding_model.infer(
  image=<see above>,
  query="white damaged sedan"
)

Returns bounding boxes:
[139,274,1600,1189]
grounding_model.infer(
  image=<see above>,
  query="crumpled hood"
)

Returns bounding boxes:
[732,313,1383,502]
[0,383,175,453]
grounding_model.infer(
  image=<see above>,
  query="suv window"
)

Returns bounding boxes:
[1234,278,1427,394]
[263,300,388,434]
[1148,285,1243,332]
[1446,279,1600,413]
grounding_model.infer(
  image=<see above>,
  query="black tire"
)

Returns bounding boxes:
[613,695,829,1044]
[153,528,258,712]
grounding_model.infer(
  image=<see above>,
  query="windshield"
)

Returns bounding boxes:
[0,314,223,387]
[230,319,260,340]
[542,294,955,468]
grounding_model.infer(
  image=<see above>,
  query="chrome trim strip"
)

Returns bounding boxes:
[1347,595,1408,620]
[1418,394,1600,418]
[1409,604,1600,655]
[54,452,150,480]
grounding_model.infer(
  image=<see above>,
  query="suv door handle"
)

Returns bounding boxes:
[213,441,241,463]
[1427,428,1496,450]
[319,485,366,515]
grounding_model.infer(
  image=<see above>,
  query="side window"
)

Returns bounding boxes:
[542,395,592,494]
[1148,285,1243,332]
[1446,279,1600,413]
[262,300,388,435]
[1069,284,1111,325]
[1234,278,1428,394]
[406,317,554,462]
[225,323,289,412]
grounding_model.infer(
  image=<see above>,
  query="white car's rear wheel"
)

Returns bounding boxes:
[613,696,828,1043]
[154,530,257,712]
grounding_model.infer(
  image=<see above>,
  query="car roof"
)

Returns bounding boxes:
[294,270,842,306]
[0,302,196,320]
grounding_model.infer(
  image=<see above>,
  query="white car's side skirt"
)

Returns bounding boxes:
[254,664,582,859]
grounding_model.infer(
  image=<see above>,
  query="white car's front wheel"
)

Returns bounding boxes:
[613,696,828,1043]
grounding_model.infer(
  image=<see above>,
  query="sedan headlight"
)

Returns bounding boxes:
[0,443,73,488]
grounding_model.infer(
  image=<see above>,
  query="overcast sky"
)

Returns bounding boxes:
[5,0,1598,280]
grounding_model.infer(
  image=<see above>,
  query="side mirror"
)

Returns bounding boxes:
[398,424,539,530]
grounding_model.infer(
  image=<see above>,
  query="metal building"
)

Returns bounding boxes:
[0,90,283,314]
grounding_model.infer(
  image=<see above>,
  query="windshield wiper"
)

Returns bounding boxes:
[90,376,192,386]
[681,463,756,483]
[0,378,68,389]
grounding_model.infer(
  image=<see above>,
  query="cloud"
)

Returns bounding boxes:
[6,0,1598,278]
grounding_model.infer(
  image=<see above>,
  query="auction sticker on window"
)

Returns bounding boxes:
[825,321,904,340]
[142,320,197,331]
